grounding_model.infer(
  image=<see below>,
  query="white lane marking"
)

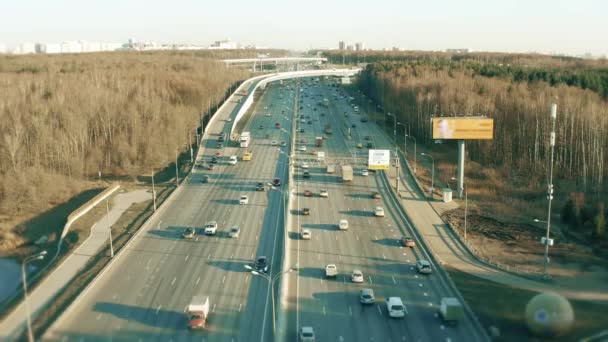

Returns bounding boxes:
[230,254,234,259]
[429,302,434,307]
[256,235,259,241]
[195,237,199,242]
[323,306,326,315]
[377,305,382,315]
[196,276,201,285]
[207,254,211,259]
[348,306,353,316]
[440,325,445,330]
[335,235,338,241]
[213,303,217,312]
[369,276,373,284]
[171,277,176,286]
[419,283,423,287]
[374,235,378,240]
[238,304,243,312]
[404,304,409,314]
[251,252,254,259]
[356,235,360,241]
[156,305,162,314]
[339,255,342,261]
[392,276,397,285]
[184,306,187,312]
[96,313,102,320]
[424,292,428,297]
[222,275,226,284]
[245,275,250,283]
[185,254,189,262]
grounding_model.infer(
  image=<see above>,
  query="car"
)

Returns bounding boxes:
[299,128,305,133]
[210,157,218,164]
[218,136,225,142]
[364,136,371,140]
[374,206,385,217]
[304,190,313,197]
[372,192,381,199]
[272,178,282,186]
[182,227,195,239]
[207,164,215,170]
[202,175,210,183]
[299,145,307,152]
[360,288,375,304]
[271,141,277,146]
[361,118,368,123]
[338,219,349,230]
[416,260,432,274]
[265,113,272,117]
[301,229,311,240]
[302,208,310,215]
[386,297,406,318]
[402,236,416,247]
[259,125,264,129]
[351,124,357,128]
[214,152,222,157]
[351,270,364,283]
[228,226,240,239]
[361,169,369,176]
[301,162,309,169]
[301,119,306,123]
[299,326,315,342]
[239,195,249,205]
[226,117,232,122]
[356,143,363,149]
[308,120,312,124]
[303,171,311,178]
[217,142,223,148]
[281,141,287,147]
[228,155,238,165]
[254,256,269,273]
[325,264,337,278]
[204,221,218,235]
[300,138,307,143]
[256,182,265,191]
[366,142,373,148]
[319,189,329,198]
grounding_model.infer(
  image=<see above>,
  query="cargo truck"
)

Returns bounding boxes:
[242,151,252,161]
[438,297,464,325]
[187,296,209,329]
[341,165,353,182]
[315,137,323,147]
[240,132,251,148]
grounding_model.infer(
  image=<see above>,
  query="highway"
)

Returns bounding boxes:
[282,80,488,341]
[43,80,293,341]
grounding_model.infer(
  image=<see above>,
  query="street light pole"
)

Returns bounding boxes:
[397,122,407,157]
[421,153,435,199]
[175,150,179,187]
[542,103,557,279]
[22,251,47,342]
[151,169,157,211]
[106,198,114,258]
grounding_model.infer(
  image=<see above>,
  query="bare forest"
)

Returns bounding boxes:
[0,52,248,250]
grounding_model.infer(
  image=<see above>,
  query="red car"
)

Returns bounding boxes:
[215,152,222,157]
[304,190,313,197]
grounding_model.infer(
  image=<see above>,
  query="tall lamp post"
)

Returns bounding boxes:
[420,153,435,200]
[245,265,297,340]
[407,134,417,173]
[22,250,47,342]
[542,102,557,279]
[387,113,397,145]
[397,122,407,156]
[151,169,157,212]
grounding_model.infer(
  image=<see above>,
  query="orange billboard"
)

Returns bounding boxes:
[432,117,494,140]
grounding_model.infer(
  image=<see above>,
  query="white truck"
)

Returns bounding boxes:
[187,296,209,329]
[341,165,353,182]
[240,131,251,148]
[438,297,464,325]
[326,165,335,174]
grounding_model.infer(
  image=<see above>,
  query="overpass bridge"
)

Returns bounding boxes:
[223,57,327,71]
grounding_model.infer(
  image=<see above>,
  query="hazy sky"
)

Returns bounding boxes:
[2,0,607,55]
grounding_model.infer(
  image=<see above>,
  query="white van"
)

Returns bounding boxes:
[228,156,238,165]
[386,297,406,318]
[338,219,349,230]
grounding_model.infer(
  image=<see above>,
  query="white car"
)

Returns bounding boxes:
[416,260,433,274]
[319,189,329,198]
[204,221,218,235]
[301,162,309,169]
[374,206,385,217]
[228,155,238,165]
[265,113,272,117]
[299,145,307,152]
[299,326,315,341]
[239,195,249,205]
[325,264,337,278]
[361,169,369,176]
[271,141,278,146]
[301,229,311,240]
[226,117,232,122]
[338,219,349,231]
[386,297,406,318]
[351,270,364,283]
[228,226,240,239]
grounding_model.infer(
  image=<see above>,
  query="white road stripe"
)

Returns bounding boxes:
[185,254,189,261]
[392,276,397,284]
[196,276,200,285]
[222,275,226,284]
[171,277,176,286]
[377,305,382,315]
[156,305,162,314]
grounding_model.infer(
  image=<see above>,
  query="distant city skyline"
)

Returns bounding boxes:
[2,0,607,56]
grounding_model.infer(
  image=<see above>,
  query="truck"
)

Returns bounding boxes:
[438,297,464,325]
[242,151,252,161]
[240,132,251,148]
[326,165,335,174]
[315,137,323,147]
[341,165,353,182]
[324,124,333,135]
[323,98,329,107]
[187,296,209,329]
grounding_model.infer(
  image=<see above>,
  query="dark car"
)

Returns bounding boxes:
[218,136,225,142]
[259,125,264,129]
[366,142,373,148]
[272,178,282,186]
[256,182,265,191]
[217,142,223,148]
[303,208,310,215]
[303,171,311,178]
[208,164,215,170]
[364,136,371,140]
[254,256,269,273]
[211,157,218,163]
[351,124,357,128]
[304,190,313,197]
[372,192,381,199]
[299,128,305,133]
[202,175,210,183]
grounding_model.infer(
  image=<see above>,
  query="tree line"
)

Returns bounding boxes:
[0,52,248,219]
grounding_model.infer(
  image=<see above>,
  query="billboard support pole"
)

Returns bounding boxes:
[457,140,465,198]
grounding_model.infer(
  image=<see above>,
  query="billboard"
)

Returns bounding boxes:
[432,117,494,140]
[368,149,390,170]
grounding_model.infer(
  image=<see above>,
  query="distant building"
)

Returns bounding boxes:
[346,45,354,51]
[338,41,345,50]
[341,77,351,84]
[209,39,238,49]
[445,48,470,53]
[355,42,365,51]
[0,43,6,54]
[16,42,36,54]
[392,46,400,51]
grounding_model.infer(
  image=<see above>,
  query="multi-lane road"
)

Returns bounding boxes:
[43,76,488,341]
